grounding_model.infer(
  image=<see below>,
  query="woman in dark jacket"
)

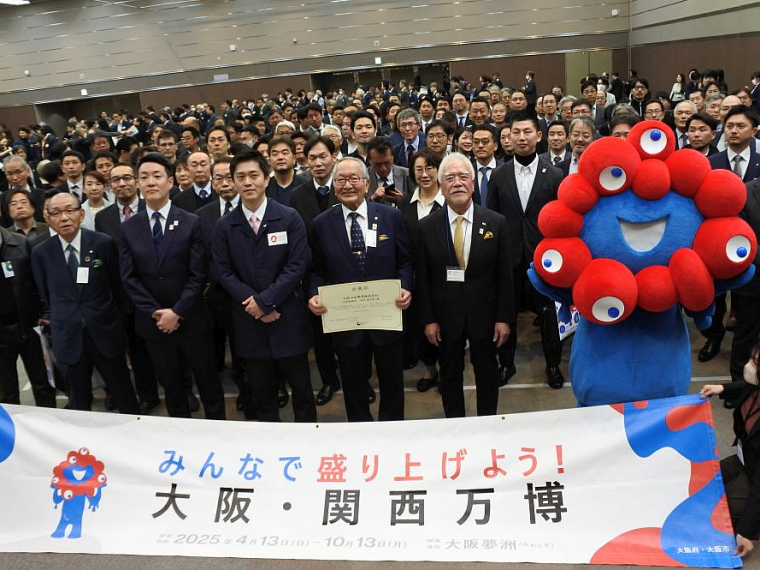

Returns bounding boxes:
[702,340,760,557]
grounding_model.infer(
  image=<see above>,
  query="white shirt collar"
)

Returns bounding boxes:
[410,187,445,206]
[118,196,140,216]
[313,175,334,192]
[58,229,82,254]
[146,200,172,221]
[476,157,497,170]
[727,145,752,164]
[514,155,539,175]
[447,202,473,225]
[193,181,212,197]
[341,199,368,222]
[220,194,240,212]
[241,197,268,224]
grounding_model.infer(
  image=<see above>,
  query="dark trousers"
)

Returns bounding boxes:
[335,334,404,422]
[244,353,316,422]
[146,332,225,419]
[730,293,760,382]
[309,311,340,388]
[124,311,158,405]
[0,325,56,407]
[501,263,562,369]
[702,293,728,344]
[439,328,499,417]
[721,454,749,533]
[404,296,438,368]
[64,328,139,414]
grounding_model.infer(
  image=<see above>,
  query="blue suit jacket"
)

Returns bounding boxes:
[31,228,125,365]
[709,146,760,182]
[309,201,413,348]
[213,200,312,359]
[392,134,427,168]
[118,204,212,340]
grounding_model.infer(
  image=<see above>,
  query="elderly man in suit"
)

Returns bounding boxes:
[213,150,316,422]
[31,192,139,413]
[417,152,513,417]
[95,163,159,414]
[487,112,564,388]
[171,151,215,213]
[308,157,413,422]
[118,153,225,419]
[367,136,413,205]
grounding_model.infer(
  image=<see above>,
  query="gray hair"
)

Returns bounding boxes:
[335,156,369,179]
[559,95,577,108]
[569,116,597,135]
[323,124,343,139]
[274,120,296,133]
[611,103,637,118]
[396,108,422,128]
[438,152,475,184]
[674,100,698,115]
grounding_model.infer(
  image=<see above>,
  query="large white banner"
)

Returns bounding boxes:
[0,395,741,567]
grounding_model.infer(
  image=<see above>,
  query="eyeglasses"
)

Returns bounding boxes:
[334,175,366,186]
[110,174,135,184]
[47,207,80,218]
[570,132,593,141]
[427,132,447,140]
[213,175,233,183]
[399,121,419,130]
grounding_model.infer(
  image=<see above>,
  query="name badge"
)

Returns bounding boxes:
[365,229,377,248]
[267,231,288,246]
[76,267,90,284]
[2,261,14,278]
[446,267,465,282]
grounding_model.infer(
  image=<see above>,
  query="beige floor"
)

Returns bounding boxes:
[6,312,757,570]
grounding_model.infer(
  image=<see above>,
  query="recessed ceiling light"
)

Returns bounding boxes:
[0,0,31,5]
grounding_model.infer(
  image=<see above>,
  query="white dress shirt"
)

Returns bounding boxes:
[146,201,172,234]
[410,188,445,220]
[241,198,268,231]
[218,195,240,217]
[341,200,369,244]
[514,155,539,211]
[58,230,83,263]
[447,203,473,267]
[118,196,140,223]
[727,146,752,179]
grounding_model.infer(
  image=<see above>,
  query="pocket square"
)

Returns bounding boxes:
[483,231,494,240]
[379,234,390,241]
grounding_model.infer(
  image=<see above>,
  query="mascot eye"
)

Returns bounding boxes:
[591,296,626,323]
[68,456,77,464]
[51,477,59,484]
[63,490,73,500]
[640,128,668,156]
[726,235,751,262]
[78,447,89,456]
[599,166,627,193]
[541,249,564,273]
[97,474,107,483]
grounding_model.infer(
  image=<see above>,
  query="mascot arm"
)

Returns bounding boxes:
[528,262,574,322]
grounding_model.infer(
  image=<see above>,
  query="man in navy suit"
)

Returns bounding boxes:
[393,109,427,168]
[118,153,225,419]
[31,193,139,413]
[95,163,159,414]
[171,151,216,213]
[308,157,413,422]
[213,150,316,422]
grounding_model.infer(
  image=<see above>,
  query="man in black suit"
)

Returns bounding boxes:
[700,106,760,363]
[685,114,720,157]
[0,225,56,408]
[31,193,139,413]
[367,136,413,205]
[290,136,342,405]
[171,151,215,213]
[55,150,86,202]
[95,163,159,414]
[471,125,502,207]
[524,71,537,106]
[196,157,249,417]
[417,152,513,417]
[118,153,225,419]
[452,91,472,129]
[558,117,596,177]
[308,157,413,422]
[487,112,564,388]
[393,109,427,168]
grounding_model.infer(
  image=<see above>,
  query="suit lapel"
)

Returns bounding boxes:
[466,206,489,274]
[135,210,159,268]
[77,230,94,296]
[504,162,524,213]
[328,205,355,266]
[157,206,179,266]
[524,162,548,213]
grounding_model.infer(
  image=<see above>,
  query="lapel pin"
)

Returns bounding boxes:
[542,168,546,173]
[84,256,91,262]
[479,228,484,235]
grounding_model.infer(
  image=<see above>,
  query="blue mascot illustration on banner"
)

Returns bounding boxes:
[50,447,107,539]
[528,120,756,406]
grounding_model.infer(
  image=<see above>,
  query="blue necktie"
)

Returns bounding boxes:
[479,166,489,207]
[349,212,366,273]
[152,211,163,254]
[224,201,233,215]
[199,188,209,200]
[317,185,330,196]
[66,244,78,281]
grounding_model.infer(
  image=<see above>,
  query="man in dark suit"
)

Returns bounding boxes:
[417,153,513,417]
[524,71,537,106]
[171,151,215,213]
[95,163,159,414]
[367,137,413,205]
[452,91,473,129]
[196,157,250,417]
[290,136,342,405]
[685,114,720,157]
[487,112,564,388]
[31,193,139,413]
[392,109,426,168]
[55,150,86,202]
[308,157,413,422]
[0,225,56,408]
[118,153,225,419]
[700,106,760,363]
[471,124,503,206]
[213,150,316,422]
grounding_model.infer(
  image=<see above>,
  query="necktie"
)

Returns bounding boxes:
[70,185,79,200]
[479,167,489,207]
[250,214,260,234]
[349,212,366,273]
[224,201,233,215]
[152,211,163,253]
[458,117,465,128]
[199,188,209,200]
[317,185,330,196]
[680,133,688,149]
[123,205,133,220]
[553,156,562,165]
[381,177,389,187]
[66,244,78,281]
[733,155,744,178]
[453,216,465,269]
[406,144,414,168]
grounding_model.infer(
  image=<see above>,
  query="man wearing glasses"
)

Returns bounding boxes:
[560,117,596,177]
[393,109,427,168]
[308,157,413,422]
[31,192,139,413]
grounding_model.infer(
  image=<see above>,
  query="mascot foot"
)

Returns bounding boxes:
[698,339,721,362]
[546,366,565,389]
